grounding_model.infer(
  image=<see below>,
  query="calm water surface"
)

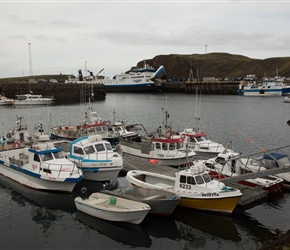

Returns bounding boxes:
[1,93,290,250]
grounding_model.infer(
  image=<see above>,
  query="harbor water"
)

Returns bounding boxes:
[1,93,290,249]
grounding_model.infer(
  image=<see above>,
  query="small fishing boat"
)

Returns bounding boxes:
[251,152,290,189]
[74,188,151,224]
[126,163,242,214]
[118,109,196,167]
[0,95,14,106]
[0,141,82,192]
[201,151,284,194]
[108,121,141,142]
[50,105,119,146]
[14,94,54,106]
[103,177,180,216]
[53,135,123,181]
[181,128,231,159]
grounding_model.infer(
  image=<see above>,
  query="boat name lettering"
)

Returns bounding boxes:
[179,183,191,190]
[202,192,219,197]
[158,154,164,157]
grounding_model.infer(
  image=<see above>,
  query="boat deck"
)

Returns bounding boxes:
[120,153,268,207]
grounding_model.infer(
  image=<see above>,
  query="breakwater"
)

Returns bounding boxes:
[0,81,239,105]
[161,81,239,94]
[0,82,106,105]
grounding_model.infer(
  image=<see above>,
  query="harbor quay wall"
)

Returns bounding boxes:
[161,81,239,94]
[0,82,106,105]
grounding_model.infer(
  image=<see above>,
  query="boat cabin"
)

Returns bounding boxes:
[70,135,113,158]
[175,164,217,192]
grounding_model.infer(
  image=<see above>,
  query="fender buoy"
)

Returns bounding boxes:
[12,142,21,148]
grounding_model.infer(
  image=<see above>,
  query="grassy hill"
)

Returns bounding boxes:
[1,53,290,82]
[138,53,290,81]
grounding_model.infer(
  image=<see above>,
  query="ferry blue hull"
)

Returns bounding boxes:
[104,83,159,92]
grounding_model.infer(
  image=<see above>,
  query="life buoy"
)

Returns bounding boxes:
[12,142,21,148]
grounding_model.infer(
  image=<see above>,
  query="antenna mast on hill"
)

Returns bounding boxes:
[28,43,33,76]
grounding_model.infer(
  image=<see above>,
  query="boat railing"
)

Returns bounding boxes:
[211,144,290,185]
[40,162,80,177]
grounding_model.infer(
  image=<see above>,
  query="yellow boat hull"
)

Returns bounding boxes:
[178,196,241,214]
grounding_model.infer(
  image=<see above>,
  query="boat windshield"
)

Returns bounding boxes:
[53,151,64,159]
[94,143,106,152]
[202,173,212,183]
[41,153,53,161]
[84,145,95,154]
[196,136,210,142]
[104,142,112,150]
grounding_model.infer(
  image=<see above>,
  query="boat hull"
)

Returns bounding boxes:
[0,160,79,192]
[104,82,158,92]
[74,194,150,224]
[81,166,123,181]
[177,196,241,214]
[103,187,180,216]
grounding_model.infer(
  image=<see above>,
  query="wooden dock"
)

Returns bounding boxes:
[120,153,268,207]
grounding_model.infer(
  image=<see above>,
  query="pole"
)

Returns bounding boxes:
[28,43,33,76]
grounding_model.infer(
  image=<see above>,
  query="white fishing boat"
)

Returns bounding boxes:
[126,163,242,214]
[250,152,290,189]
[14,94,54,106]
[4,116,50,148]
[0,142,82,192]
[108,122,141,142]
[103,177,180,216]
[53,135,123,181]
[118,109,196,167]
[74,188,151,224]
[284,96,290,103]
[65,62,166,92]
[0,95,14,106]
[181,128,230,159]
[50,105,119,146]
[200,151,284,194]
[239,76,290,96]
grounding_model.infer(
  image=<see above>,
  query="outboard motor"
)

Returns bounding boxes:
[80,187,89,200]
[103,178,119,191]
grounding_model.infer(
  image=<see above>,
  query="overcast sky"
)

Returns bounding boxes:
[1,0,289,79]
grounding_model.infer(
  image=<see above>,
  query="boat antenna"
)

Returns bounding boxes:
[195,85,202,133]
[236,129,267,153]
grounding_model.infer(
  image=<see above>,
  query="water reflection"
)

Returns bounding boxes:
[0,174,75,212]
[173,206,241,242]
[142,214,181,241]
[75,211,152,248]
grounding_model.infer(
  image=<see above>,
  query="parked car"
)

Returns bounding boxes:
[38,79,47,83]
[50,79,58,83]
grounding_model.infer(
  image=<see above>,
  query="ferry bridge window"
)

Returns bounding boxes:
[195,175,204,185]
[169,143,175,150]
[156,143,161,149]
[187,176,196,185]
[95,143,106,152]
[84,145,95,154]
[74,147,84,155]
[179,175,186,183]
[162,143,168,150]
[177,142,182,149]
